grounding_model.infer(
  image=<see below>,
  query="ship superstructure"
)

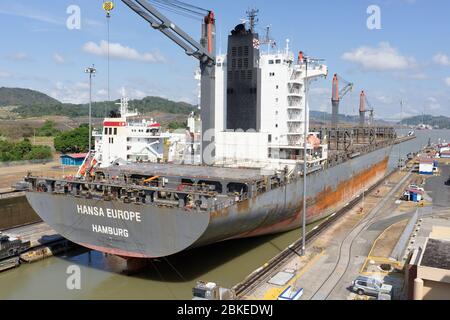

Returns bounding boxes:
[214,33,328,169]
[92,96,201,168]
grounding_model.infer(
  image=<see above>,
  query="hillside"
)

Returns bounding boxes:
[310,110,390,126]
[0,87,197,118]
[310,111,360,124]
[0,87,60,107]
[400,115,450,129]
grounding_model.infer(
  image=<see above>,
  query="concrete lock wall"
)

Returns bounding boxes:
[0,196,41,230]
[390,210,419,261]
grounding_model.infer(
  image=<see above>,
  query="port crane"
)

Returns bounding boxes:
[120,0,216,164]
[331,74,354,127]
[359,91,375,127]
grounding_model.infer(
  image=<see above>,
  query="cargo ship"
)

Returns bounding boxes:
[24,7,414,259]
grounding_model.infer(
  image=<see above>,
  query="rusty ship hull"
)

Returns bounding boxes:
[25,143,394,259]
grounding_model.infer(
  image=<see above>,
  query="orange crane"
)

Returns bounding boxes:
[331,74,353,127]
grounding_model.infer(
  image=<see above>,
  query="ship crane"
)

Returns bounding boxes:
[331,74,353,127]
[121,0,216,164]
[359,91,375,127]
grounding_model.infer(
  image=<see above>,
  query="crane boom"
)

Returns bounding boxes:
[121,0,216,164]
[122,0,215,64]
[359,91,375,126]
[340,82,353,99]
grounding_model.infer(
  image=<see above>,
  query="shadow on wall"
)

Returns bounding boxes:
[0,196,41,230]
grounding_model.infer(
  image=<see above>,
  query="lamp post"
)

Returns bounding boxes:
[301,57,309,256]
[300,54,324,256]
[85,65,96,153]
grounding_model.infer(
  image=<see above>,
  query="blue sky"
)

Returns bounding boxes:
[0,0,449,119]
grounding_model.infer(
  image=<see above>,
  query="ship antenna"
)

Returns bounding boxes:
[246,8,259,32]
[261,25,276,54]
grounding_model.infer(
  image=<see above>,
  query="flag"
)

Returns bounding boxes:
[253,38,260,49]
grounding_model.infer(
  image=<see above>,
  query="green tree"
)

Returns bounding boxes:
[0,139,52,162]
[167,121,187,131]
[0,140,12,153]
[11,139,32,159]
[36,120,60,137]
[54,124,91,153]
[24,146,52,160]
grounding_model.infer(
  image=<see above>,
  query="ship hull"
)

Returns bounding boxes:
[26,145,392,258]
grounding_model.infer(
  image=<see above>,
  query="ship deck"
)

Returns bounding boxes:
[98,163,271,183]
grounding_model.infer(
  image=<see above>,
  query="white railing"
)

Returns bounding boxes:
[288,96,302,107]
[288,110,302,121]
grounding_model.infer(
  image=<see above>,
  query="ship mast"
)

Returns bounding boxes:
[246,8,259,33]
[261,25,276,54]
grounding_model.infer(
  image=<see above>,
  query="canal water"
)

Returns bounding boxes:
[1,130,449,300]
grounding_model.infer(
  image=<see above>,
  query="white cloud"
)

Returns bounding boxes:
[82,41,166,63]
[50,81,92,104]
[7,52,32,61]
[0,5,60,25]
[445,77,450,87]
[0,71,10,78]
[53,53,66,64]
[118,86,147,100]
[342,42,416,71]
[0,4,102,29]
[410,73,428,80]
[97,89,108,97]
[426,97,441,111]
[376,95,394,104]
[433,53,450,66]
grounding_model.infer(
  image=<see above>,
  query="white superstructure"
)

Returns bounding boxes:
[92,97,200,168]
[214,43,328,170]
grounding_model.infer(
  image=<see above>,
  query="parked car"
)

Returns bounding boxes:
[351,276,393,298]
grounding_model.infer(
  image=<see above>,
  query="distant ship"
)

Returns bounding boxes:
[416,124,433,131]
[24,10,415,259]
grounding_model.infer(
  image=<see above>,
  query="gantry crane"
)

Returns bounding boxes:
[331,74,353,127]
[120,0,216,164]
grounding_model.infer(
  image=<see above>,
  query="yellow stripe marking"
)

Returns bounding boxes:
[262,250,325,300]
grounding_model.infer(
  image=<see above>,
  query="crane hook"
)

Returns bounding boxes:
[103,1,115,18]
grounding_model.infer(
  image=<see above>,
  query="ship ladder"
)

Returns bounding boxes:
[77,151,96,177]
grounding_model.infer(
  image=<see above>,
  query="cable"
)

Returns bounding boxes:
[156,0,206,16]
[163,257,187,281]
[165,0,209,14]
[106,13,111,117]
[147,0,203,21]
[149,0,200,17]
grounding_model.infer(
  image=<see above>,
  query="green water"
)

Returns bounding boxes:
[0,228,305,300]
[1,130,449,300]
